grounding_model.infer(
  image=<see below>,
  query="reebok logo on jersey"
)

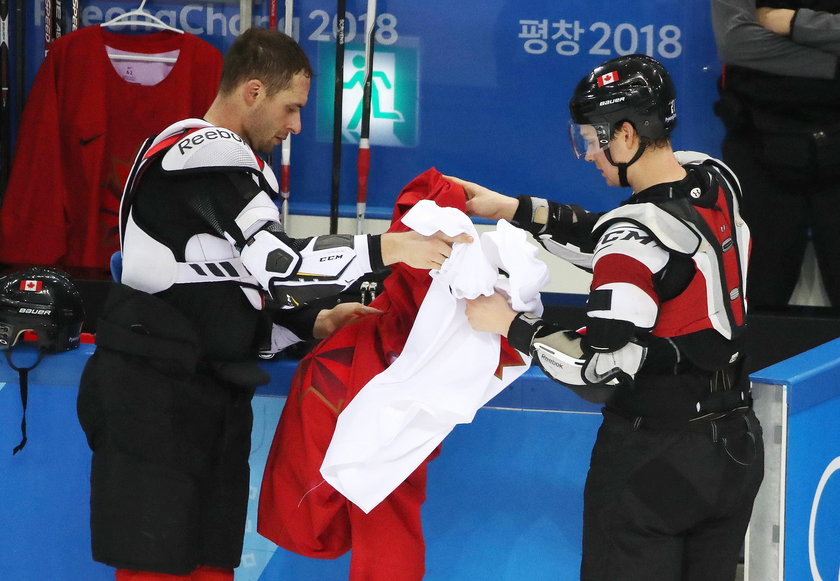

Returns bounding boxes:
[177,129,243,155]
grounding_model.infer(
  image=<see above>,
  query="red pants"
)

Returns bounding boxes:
[116,566,233,581]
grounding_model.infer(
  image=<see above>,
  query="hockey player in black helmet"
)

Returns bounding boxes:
[448,53,763,581]
[0,267,85,453]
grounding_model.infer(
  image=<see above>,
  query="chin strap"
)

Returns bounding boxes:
[4,348,44,455]
[605,142,647,187]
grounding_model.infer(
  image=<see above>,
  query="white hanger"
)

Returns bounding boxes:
[101,1,182,63]
[107,51,177,63]
[101,0,183,34]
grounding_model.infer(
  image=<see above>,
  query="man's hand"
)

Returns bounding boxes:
[465,292,517,336]
[444,175,519,221]
[380,230,473,270]
[313,302,382,339]
[757,7,795,35]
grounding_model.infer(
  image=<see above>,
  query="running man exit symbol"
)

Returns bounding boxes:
[345,53,404,142]
[317,46,418,147]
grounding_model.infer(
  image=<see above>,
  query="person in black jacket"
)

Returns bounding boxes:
[712,0,840,308]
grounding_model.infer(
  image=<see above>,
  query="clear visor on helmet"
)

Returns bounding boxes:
[568,121,612,159]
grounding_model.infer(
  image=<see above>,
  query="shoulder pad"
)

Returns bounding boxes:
[676,151,743,201]
[594,203,701,255]
[673,150,711,166]
[159,125,279,195]
[162,126,262,173]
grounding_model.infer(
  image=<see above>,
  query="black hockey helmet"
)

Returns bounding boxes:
[568,54,677,159]
[0,267,85,353]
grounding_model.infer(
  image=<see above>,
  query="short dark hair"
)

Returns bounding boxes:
[218,28,313,96]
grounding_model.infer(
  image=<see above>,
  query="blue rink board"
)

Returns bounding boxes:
[0,344,600,581]
[784,396,840,581]
[5,337,840,580]
[751,338,840,581]
[0,346,113,581]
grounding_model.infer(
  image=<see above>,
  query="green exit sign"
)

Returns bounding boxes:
[316,45,418,147]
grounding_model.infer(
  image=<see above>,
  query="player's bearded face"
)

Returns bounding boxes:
[250,73,310,154]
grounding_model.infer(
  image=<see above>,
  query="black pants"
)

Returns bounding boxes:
[79,351,255,575]
[76,285,258,575]
[722,133,840,307]
[580,409,764,581]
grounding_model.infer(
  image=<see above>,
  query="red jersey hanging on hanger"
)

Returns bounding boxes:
[0,25,221,270]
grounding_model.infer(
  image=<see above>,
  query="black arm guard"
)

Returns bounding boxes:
[512,195,600,253]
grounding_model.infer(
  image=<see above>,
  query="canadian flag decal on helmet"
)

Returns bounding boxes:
[20,280,43,292]
[597,71,619,87]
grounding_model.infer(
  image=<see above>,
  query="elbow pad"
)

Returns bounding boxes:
[240,230,372,303]
[240,230,302,294]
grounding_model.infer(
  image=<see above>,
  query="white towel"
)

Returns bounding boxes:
[320,200,550,512]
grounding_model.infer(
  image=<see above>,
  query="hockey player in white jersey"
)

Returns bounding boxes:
[452,54,763,581]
